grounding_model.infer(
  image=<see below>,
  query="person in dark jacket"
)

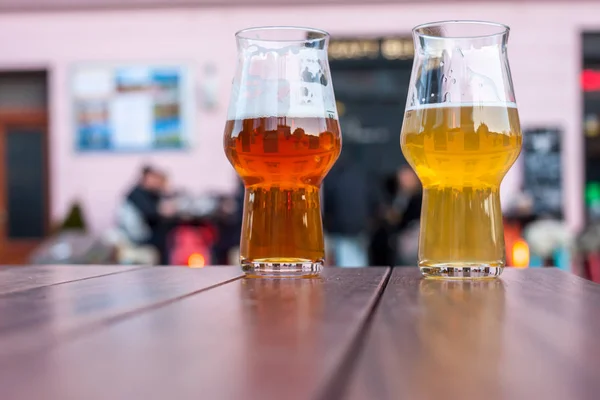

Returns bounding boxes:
[126,166,176,265]
[369,166,422,267]
[390,166,422,265]
[369,174,399,267]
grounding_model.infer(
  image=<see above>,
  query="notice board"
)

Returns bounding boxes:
[71,63,194,152]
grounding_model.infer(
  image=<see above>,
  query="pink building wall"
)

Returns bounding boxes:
[0,2,594,232]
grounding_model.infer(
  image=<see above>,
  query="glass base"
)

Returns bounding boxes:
[241,258,323,278]
[419,262,504,279]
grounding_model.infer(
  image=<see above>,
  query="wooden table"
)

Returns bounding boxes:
[1,265,599,400]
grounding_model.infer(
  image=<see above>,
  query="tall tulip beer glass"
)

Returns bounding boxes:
[224,27,341,277]
[401,21,522,278]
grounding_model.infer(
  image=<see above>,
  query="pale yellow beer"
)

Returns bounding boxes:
[401,104,522,276]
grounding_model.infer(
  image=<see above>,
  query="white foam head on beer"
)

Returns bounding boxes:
[406,101,518,111]
[227,46,338,120]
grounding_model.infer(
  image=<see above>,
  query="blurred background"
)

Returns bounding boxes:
[0,0,599,280]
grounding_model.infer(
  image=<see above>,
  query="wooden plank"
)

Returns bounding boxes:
[346,268,600,400]
[0,265,140,295]
[1,267,389,400]
[0,266,242,358]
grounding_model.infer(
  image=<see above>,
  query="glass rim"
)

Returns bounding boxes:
[235,26,330,44]
[413,20,510,40]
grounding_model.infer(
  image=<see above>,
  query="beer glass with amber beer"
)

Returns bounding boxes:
[401,21,522,278]
[224,27,341,277]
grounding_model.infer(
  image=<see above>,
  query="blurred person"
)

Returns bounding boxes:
[575,222,600,280]
[523,215,573,268]
[231,179,245,263]
[234,178,245,224]
[389,166,422,266]
[323,150,375,267]
[369,175,399,267]
[157,171,177,200]
[212,193,243,265]
[122,165,177,265]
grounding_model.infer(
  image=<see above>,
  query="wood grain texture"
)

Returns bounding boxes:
[0,266,242,358]
[1,267,389,400]
[0,265,139,295]
[346,268,600,400]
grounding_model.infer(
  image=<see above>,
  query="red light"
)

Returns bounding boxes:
[582,69,600,92]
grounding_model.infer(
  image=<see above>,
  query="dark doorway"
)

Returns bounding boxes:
[326,37,413,199]
[0,71,49,264]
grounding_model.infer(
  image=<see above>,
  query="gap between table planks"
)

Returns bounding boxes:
[0,265,243,358]
[0,265,143,295]
[0,266,390,400]
[345,267,600,400]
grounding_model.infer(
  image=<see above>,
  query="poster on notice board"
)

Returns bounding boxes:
[71,63,194,152]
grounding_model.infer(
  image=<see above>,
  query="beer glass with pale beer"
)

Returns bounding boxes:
[224,27,341,277]
[401,21,522,278]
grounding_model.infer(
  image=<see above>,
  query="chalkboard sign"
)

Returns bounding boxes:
[523,127,563,216]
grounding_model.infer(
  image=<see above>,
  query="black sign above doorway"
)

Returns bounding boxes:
[328,37,414,62]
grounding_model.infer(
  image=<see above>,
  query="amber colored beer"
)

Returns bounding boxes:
[224,116,341,273]
[401,104,522,276]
